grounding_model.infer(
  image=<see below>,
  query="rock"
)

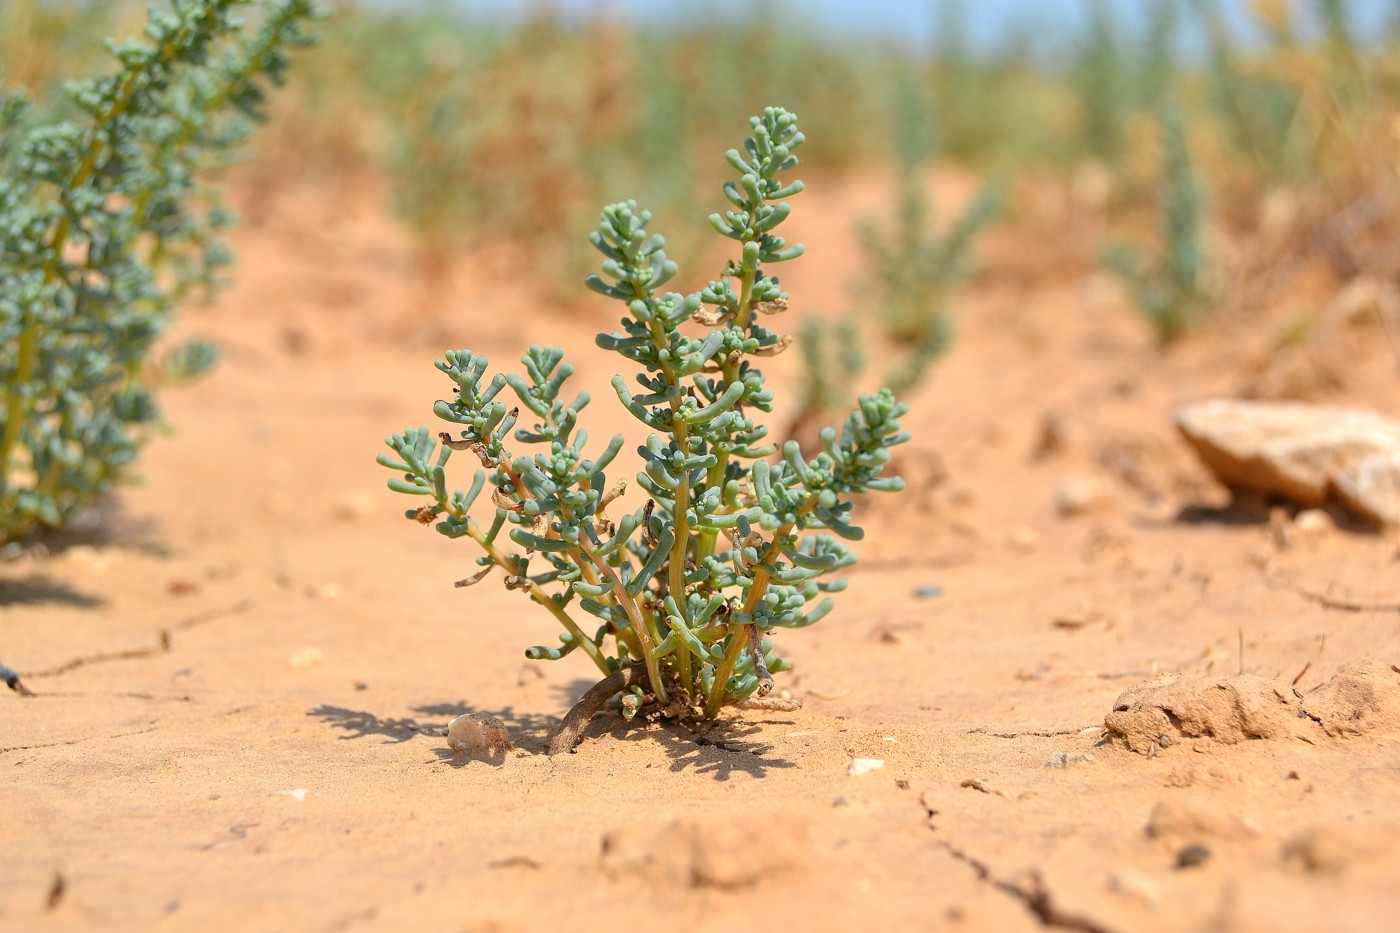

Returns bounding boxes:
[446,712,513,757]
[1147,797,1255,842]
[847,757,885,776]
[1302,660,1400,738]
[1055,475,1113,517]
[1333,450,1400,526]
[1007,524,1040,552]
[1292,508,1333,535]
[1176,844,1211,868]
[1104,673,1301,754]
[600,816,810,889]
[288,647,324,668]
[1175,399,1400,525]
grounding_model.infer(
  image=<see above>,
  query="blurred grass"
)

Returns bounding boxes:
[8,0,1400,329]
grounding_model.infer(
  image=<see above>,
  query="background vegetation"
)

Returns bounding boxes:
[6,0,1400,538]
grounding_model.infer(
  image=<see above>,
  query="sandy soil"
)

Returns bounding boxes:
[3,169,1400,932]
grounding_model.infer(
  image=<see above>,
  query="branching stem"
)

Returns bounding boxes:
[548,664,647,755]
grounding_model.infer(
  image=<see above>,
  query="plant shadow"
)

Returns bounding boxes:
[13,499,171,558]
[0,574,105,609]
[307,697,801,778]
[305,700,558,769]
[569,713,800,780]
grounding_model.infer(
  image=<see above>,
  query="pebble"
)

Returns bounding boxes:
[289,647,324,668]
[447,712,513,756]
[1055,475,1112,517]
[846,758,885,777]
[1176,844,1211,868]
[1007,524,1040,552]
[1293,508,1332,535]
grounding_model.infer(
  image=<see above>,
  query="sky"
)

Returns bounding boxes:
[444,0,1397,57]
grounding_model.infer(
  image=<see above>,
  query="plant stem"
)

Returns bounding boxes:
[461,519,610,675]
[695,257,759,564]
[583,548,669,705]
[548,663,646,755]
[702,517,793,717]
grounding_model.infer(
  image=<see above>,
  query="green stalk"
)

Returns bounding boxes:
[464,522,610,675]
[585,548,669,704]
[695,256,759,564]
[702,517,793,717]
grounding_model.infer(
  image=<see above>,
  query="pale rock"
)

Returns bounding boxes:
[1334,450,1400,526]
[1006,524,1040,552]
[1055,475,1113,517]
[1292,508,1333,536]
[446,712,513,757]
[289,647,324,668]
[1175,399,1400,525]
[847,757,885,777]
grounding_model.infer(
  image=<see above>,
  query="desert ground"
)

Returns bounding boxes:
[3,168,1399,932]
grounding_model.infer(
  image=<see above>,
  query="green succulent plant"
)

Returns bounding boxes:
[381,108,909,752]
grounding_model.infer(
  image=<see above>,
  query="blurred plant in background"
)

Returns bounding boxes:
[9,0,1400,357]
[1101,108,1212,343]
[792,70,1004,442]
[0,0,316,542]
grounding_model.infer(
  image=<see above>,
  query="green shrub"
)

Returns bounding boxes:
[1101,107,1211,343]
[380,108,909,752]
[0,0,316,543]
[789,74,1001,445]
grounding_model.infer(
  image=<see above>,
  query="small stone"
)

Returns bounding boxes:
[1055,475,1112,517]
[289,647,324,668]
[447,712,513,757]
[1046,752,1097,768]
[913,584,945,599]
[847,757,885,777]
[1007,524,1040,552]
[1293,509,1332,535]
[63,544,108,571]
[273,788,307,801]
[1176,844,1211,868]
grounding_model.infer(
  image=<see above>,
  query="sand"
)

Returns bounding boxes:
[3,169,1399,932]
